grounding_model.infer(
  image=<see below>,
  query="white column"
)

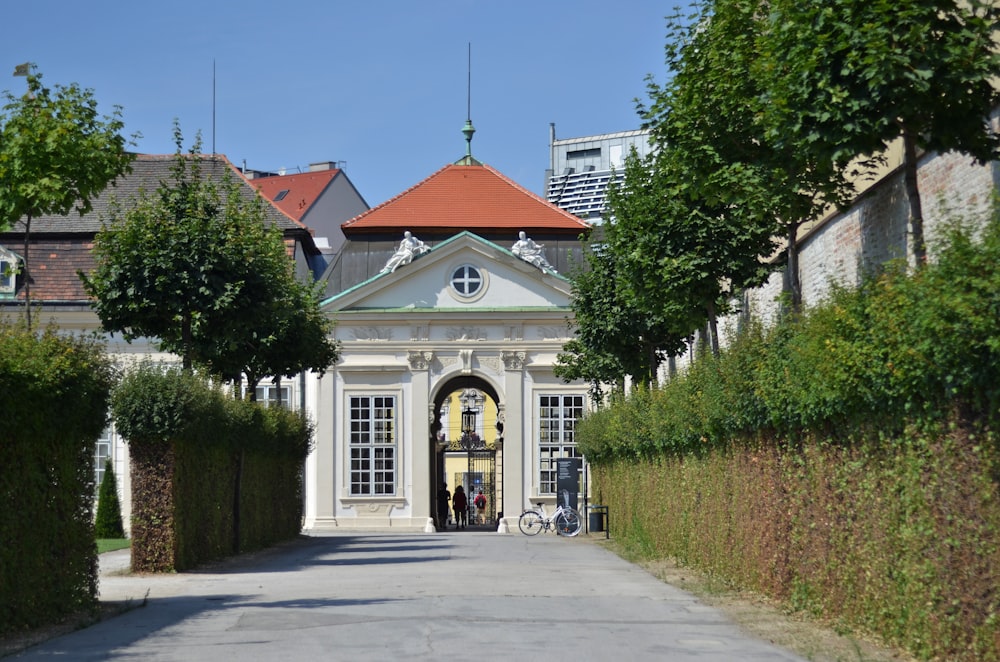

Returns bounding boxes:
[306,368,337,530]
[408,351,436,532]
[500,350,526,532]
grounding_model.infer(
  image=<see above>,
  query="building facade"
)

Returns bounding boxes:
[303,154,594,532]
[544,125,652,224]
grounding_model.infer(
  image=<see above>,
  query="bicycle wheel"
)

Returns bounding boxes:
[518,510,544,535]
[555,508,582,537]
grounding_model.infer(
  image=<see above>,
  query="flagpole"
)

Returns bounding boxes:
[212,59,216,155]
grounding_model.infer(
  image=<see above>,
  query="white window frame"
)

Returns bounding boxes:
[254,382,293,409]
[348,394,397,496]
[0,248,20,296]
[537,393,585,494]
[446,261,489,303]
[94,425,114,492]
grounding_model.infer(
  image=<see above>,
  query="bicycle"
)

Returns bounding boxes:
[518,500,583,537]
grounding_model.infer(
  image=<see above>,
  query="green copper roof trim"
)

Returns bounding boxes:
[336,306,573,314]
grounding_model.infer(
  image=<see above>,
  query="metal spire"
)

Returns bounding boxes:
[457,43,480,165]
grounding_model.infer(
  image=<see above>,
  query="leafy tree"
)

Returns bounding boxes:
[758,0,1000,265]
[202,273,339,399]
[0,64,134,327]
[602,139,779,358]
[638,0,847,313]
[82,125,339,390]
[556,234,688,397]
[94,459,125,539]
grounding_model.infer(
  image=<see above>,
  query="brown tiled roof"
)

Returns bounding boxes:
[0,154,318,304]
[251,170,339,222]
[341,163,590,235]
[8,239,96,302]
[6,154,305,235]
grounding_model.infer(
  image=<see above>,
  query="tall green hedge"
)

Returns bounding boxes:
[579,214,1000,661]
[579,214,1000,462]
[0,324,115,634]
[112,366,312,572]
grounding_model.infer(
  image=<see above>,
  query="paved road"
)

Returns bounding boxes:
[14,531,805,661]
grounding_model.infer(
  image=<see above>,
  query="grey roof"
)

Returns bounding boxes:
[4,154,305,236]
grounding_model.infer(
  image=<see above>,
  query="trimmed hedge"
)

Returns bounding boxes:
[0,323,115,634]
[112,366,312,572]
[593,428,999,661]
[579,214,1000,660]
[94,459,125,538]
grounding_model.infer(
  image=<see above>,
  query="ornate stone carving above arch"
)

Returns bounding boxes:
[501,350,526,371]
[459,349,473,374]
[479,356,502,375]
[407,350,434,371]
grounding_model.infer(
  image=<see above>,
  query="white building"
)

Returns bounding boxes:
[304,153,593,531]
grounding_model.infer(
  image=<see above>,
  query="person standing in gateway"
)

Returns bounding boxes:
[437,482,451,531]
[474,489,487,524]
[452,485,468,530]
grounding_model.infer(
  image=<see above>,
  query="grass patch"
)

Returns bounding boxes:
[96,538,129,554]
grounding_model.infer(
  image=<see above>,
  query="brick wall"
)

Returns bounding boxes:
[756,147,995,322]
[665,146,997,380]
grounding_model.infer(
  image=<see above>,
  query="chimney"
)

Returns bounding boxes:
[309,161,336,172]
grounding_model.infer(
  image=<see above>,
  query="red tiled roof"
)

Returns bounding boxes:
[341,163,590,234]
[251,170,339,222]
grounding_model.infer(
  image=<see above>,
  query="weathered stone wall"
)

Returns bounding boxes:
[681,146,998,376]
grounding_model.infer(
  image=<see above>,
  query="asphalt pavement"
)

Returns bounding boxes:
[12,530,806,661]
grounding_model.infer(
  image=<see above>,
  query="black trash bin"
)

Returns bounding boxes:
[588,505,607,533]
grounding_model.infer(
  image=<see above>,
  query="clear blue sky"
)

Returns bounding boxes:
[2,1,669,207]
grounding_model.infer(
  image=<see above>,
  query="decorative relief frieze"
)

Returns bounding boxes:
[410,325,429,341]
[504,325,523,341]
[447,326,486,341]
[538,326,565,341]
[407,350,434,371]
[501,350,526,371]
[438,356,458,369]
[351,326,393,341]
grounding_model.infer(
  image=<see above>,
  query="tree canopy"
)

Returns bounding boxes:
[0,64,134,327]
[559,0,1000,392]
[758,0,1000,264]
[555,235,688,399]
[82,126,339,393]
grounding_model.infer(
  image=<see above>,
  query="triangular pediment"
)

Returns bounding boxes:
[322,232,572,313]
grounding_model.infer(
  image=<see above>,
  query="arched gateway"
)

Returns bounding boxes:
[299,158,593,533]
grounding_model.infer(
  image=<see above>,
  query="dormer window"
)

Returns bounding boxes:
[0,246,21,297]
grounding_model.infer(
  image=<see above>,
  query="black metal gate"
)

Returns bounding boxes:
[452,448,496,527]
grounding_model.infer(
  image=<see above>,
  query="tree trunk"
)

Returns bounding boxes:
[181,317,193,371]
[22,213,32,329]
[786,222,802,313]
[706,300,720,358]
[647,343,659,386]
[901,127,927,266]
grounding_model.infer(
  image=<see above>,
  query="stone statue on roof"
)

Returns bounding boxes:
[382,231,430,273]
[511,231,555,272]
